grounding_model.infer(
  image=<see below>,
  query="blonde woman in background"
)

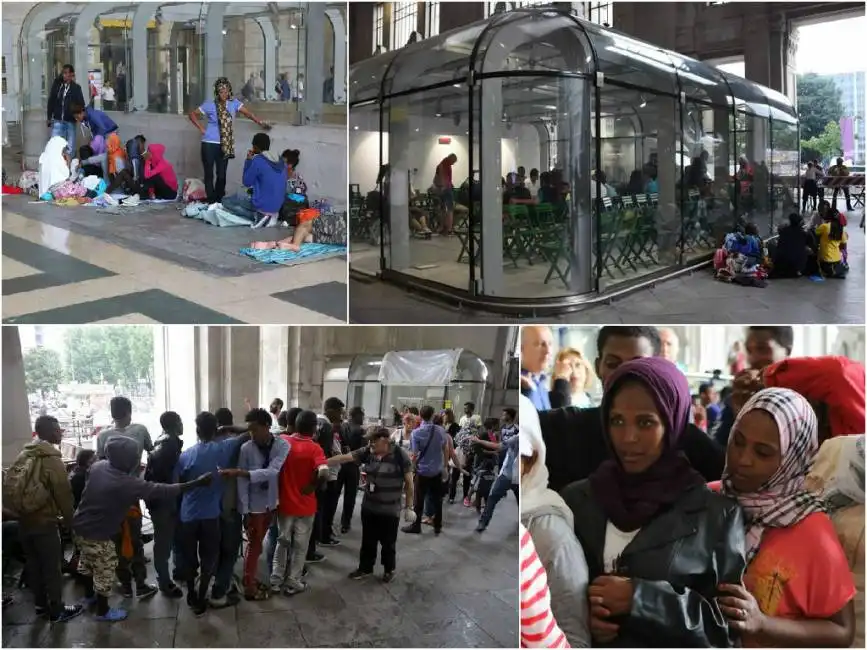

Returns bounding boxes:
[554,348,595,409]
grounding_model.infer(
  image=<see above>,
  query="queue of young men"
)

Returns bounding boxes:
[4,395,428,624]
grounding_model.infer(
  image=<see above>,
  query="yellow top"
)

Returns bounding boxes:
[816,222,847,263]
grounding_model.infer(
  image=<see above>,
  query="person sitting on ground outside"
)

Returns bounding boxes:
[78,146,104,179]
[102,133,138,197]
[70,102,118,139]
[38,136,72,197]
[72,436,211,622]
[770,213,811,278]
[136,135,178,200]
[815,200,848,278]
[222,132,287,228]
[282,149,307,196]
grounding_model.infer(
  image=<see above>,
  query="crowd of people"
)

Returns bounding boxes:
[519,325,865,648]
[3,392,519,626]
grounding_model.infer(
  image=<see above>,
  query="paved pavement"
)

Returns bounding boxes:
[2,491,518,648]
[350,224,865,325]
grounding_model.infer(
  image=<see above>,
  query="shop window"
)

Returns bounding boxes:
[426,2,440,39]
[486,1,548,19]
[391,1,418,50]
[373,3,385,53]
[587,2,612,27]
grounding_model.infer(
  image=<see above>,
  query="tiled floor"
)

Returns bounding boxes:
[1,198,347,324]
[2,491,518,648]
[350,216,865,325]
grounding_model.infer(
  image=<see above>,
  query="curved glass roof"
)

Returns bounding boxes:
[350,7,797,121]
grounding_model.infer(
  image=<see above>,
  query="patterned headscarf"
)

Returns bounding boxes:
[214,77,235,159]
[722,387,825,562]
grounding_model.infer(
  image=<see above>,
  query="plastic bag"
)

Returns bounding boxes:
[182,178,207,203]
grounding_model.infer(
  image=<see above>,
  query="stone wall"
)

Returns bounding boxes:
[22,110,347,209]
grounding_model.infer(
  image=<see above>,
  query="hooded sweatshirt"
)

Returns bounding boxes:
[519,395,591,648]
[242,150,288,213]
[83,107,118,137]
[73,436,182,540]
[142,143,178,193]
[15,439,75,529]
[764,356,866,438]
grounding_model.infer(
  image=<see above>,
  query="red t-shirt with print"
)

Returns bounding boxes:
[277,433,327,517]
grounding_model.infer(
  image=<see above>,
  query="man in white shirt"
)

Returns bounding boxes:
[459,402,482,430]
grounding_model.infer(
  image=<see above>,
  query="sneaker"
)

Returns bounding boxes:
[50,604,84,623]
[103,194,118,207]
[94,607,128,623]
[476,523,487,533]
[136,583,158,600]
[340,525,351,534]
[192,602,208,618]
[463,497,471,507]
[320,539,341,547]
[209,595,228,608]
[305,553,325,564]
[122,194,140,207]
[160,584,183,599]
[348,569,373,580]
[282,581,307,596]
[119,584,133,598]
[382,571,396,584]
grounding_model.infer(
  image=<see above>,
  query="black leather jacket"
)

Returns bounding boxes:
[561,480,746,648]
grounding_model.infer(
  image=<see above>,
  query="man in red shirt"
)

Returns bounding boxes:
[434,153,458,235]
[270,410,328,595]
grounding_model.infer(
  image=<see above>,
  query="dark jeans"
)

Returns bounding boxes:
[180,517,221,601]
[201,142,229,203]
[322,480,341,543]
[832,186,853,211]
[113,511,146,586]
[213,511,242,598]
[479,474,518,527]
[359,510,399,573]
[19,523,64,615]
[149,504,177,589]
[142,174,177,200]
[338,463,360,529]
[448,466,471,501]
[307,490,325,558]
[412,474,444,532]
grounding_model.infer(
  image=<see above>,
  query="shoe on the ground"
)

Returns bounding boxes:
[282,581,307,596]
[122,194,140,207]
[476,523,487,533]
[35,605,48,617]
[94,607,127,622]
[434,528,442,536]
[448,498,455,505]
[160,583,183,598]
[348,569,373,580]
[463,497,471,507]
[302,566,310,578]
[320,538,340,547]
[340,525,351,534]
[382,571,396,584]
[103,194,118,206]
[421,517,434,526]
[50,604,84,623]
[136,583,158,599]
[305,553,325,564]
[192,601,208,617]
[209,595,229,608]
[119,583,133,598]
[402,525,421,534]
[270,583,283,594]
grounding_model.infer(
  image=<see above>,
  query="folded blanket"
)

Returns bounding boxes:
[240,243,346,264]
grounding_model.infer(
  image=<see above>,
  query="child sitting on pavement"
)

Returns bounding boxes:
[222,132,287,228]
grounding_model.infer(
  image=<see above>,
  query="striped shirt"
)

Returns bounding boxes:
[353,444,411,517]
[520,523,570,648]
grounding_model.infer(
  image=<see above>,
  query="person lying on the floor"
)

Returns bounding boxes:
[38,136,72,196]
[70,102,118,138]
[222,132,287,228]
[138,137,178,200]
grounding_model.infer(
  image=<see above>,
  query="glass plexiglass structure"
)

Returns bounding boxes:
[349,7,799,310]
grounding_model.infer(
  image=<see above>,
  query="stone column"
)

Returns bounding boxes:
[225,327,261,417]
[254,18,278,102]
[388,117,412,270]
[222,17,247,97]
[2,328,33,466]
[479,79,505,296]
[197,326,227,414]
[259,326,290,405]
[131,4,154,112]
[302,3,326,122]
[297,327,326,411]
[155,327,198,432]
[655,97,680,260]
[203,3,228,97]
[326,8,346,104]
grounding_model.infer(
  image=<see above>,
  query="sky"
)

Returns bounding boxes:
[716,15,866,78]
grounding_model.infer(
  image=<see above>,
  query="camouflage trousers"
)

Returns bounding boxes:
[74,535,117,596]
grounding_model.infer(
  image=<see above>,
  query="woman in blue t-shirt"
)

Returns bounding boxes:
[188,77,270,204]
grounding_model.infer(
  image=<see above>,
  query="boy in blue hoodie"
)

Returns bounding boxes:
[223,132,288,228]
[70,102,118,138]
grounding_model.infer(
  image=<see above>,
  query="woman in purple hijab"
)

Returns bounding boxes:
[560,357,746,647]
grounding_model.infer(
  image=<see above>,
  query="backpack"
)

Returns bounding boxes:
[2,453,52,517]
[311,208,347,246]
[125,139,143,182]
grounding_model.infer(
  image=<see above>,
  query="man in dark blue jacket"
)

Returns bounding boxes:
[47,64,86,154]
[70,102,118,138]
[222,132,287,229]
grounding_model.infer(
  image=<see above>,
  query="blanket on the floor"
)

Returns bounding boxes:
[239,243,346,266]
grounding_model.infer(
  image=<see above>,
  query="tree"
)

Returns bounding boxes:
[24,347,63,398]
[801,120,841,163]
[797,74,843,141]
[63,326,154,390]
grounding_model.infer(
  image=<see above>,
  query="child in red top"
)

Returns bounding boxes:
[521,523,570,648]
[718,388,855,647]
